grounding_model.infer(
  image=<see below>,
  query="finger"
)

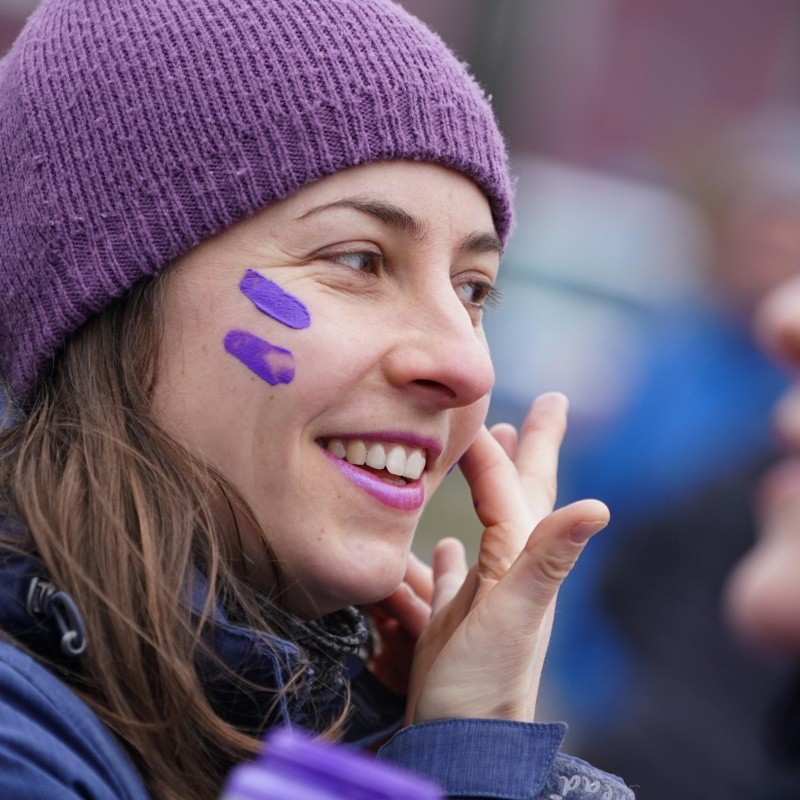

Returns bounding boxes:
[459,426,536,580]
[755,457,800,520]
[404,552,434,604]
[376,582,431,639]
[365,603,402,641]
[513,392,569,520]
[772,387,800,452]
[459,426,531,545]
[484,499,609,632]
[431,537,468,616]
[724,520,800,654]
[365,603,391,628]
[489,422,518,460]
[725,467,800,653]
[410,501,608,726]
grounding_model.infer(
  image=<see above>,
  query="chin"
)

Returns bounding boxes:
[290,559,408,620]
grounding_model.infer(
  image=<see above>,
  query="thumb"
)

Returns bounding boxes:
[494,499,609,624]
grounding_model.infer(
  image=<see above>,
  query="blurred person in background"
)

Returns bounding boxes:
[725,268,800,757]
[577,116,800,799]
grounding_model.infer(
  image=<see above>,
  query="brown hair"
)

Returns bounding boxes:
[0,277,344,799]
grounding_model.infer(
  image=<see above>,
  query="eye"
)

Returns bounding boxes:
[327,250,383,274]
[455,280,503,312]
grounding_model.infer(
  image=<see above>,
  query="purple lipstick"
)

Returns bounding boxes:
[321,448,425,511]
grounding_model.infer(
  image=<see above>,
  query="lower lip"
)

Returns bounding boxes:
[321,449,425,511]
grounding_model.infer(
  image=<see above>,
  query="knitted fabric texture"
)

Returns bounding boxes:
[0,0,512,403]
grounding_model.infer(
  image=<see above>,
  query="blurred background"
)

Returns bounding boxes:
[5,2,800,797]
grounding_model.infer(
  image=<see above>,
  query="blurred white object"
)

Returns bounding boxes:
[487,157,711,425]
[505,156,711,303]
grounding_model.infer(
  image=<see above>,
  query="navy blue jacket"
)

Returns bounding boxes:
[0,546,634,798]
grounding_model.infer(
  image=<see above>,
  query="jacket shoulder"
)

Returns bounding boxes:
[0,639,149,799]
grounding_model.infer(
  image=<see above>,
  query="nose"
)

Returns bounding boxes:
[381,288,495,409]
[754,272,800,368]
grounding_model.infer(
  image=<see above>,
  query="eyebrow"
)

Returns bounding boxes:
[296,197,503,256]
[456,231,504,258]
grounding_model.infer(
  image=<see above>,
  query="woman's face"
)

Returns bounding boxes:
[152,162,500,618]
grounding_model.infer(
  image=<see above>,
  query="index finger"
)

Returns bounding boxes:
[513,392,568,521]
[459,426,534,579]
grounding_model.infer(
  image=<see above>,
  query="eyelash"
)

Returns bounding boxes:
[325,249,502,313]
[456,281,504,312]
[328,250,383,274]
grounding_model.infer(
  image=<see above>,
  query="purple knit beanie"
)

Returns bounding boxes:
[0,0,512,403]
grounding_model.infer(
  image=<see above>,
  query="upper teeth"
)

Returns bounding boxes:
[326,438,426,480]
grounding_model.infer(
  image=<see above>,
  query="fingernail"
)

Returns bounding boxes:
[570,519,607,544]
[535,391,569,413]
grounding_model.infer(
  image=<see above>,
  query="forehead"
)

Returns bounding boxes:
[270,160,497,235]
[169,160,502,273]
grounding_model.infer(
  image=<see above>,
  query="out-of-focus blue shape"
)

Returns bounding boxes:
[486,156,788,725]
[488,156,711,437]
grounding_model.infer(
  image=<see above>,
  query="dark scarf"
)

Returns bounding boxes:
[273,605,372,727]
[211,585,372,736]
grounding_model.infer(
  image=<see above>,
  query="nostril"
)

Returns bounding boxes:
[412,378,457,400]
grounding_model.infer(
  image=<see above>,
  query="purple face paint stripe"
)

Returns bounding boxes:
[224,329,295,386]
[239,269,311,329]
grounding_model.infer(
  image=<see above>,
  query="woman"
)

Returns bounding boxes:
[0,1,631,798]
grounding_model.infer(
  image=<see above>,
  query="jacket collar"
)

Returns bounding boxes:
[0,517,314,731]
[0,514,376,733]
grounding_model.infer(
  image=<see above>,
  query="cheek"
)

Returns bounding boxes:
[222,270,313,388]
[222,321,351,396]
[447,394,491,466]
[224,330,295,386]
[239,269,311,330]
[469,392,491,430]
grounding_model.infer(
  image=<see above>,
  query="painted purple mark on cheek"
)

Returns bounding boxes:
[224,329,295,385]
[239,269,311,329]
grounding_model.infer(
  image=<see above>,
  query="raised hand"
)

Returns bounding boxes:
[406,393,609,723]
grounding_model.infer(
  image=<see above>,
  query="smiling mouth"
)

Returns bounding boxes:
[317,437,427,484]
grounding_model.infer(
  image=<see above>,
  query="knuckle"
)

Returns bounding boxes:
[478,550,515,581]
[532,549,576,586]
